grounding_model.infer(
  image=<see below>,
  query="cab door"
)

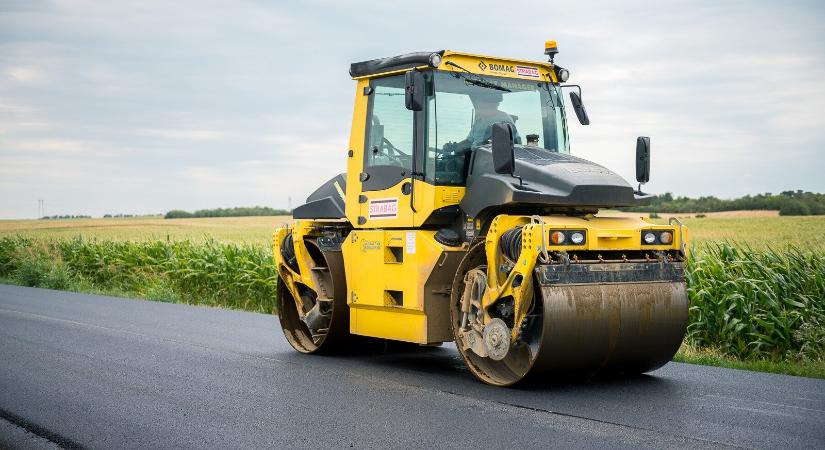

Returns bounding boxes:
[357,74,419,228]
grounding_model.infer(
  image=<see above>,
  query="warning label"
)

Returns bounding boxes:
[368,198,398,219]
[405,231,416,254]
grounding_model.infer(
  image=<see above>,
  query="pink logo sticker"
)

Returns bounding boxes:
[516,66,540,78]
[368,198,398,219]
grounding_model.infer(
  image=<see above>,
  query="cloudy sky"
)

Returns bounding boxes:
[1,0,823,219]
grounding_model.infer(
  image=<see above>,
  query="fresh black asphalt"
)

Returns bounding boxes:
[1,284,823,449]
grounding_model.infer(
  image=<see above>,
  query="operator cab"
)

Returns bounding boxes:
[357,58,569,191]
[342,49,581,229]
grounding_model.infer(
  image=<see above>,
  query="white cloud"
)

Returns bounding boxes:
[135,129,229,141]
[4,66,43,83]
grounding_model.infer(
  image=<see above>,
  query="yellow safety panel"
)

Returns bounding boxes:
[440,51,557,83]
[349,307,429,344]
[342,229,461,344]
[352,180,466,229]
[344,78,371,224]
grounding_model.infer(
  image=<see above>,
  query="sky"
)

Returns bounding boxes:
[1,0,824,219]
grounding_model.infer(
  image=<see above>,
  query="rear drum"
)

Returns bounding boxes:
[277,241,350,354]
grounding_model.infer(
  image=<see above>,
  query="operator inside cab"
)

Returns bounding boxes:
[445,90,521,153]
[468,90,521,147]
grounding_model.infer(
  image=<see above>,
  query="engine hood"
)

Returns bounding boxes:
[460,145,649,218]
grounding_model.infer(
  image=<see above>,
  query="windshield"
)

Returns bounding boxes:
[424,70,568,186]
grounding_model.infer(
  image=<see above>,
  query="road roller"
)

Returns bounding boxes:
[273,41,689,386]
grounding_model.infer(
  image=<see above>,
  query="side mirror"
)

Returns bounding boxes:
[569,91,590,125]
[636,136,650,184]
[405,71,425,111]
[491,122,515,175]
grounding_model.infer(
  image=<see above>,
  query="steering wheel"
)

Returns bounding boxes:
[380,137,411,167]
[370,116,411,167]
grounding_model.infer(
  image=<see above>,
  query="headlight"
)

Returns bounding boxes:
[570,231,585,245]
[429,53,442,68]
[641,229,676,245]
[557,68,569,82]
[548,230,586,245]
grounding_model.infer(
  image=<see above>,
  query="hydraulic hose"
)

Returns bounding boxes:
[499,227,523,263]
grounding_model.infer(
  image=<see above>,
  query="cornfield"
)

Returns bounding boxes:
[0,236,277,313]
[686,243,825,361]
[1,236,823,362]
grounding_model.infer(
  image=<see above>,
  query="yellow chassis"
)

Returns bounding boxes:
[273,214,687,345]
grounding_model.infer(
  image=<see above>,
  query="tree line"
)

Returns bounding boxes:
[103,214,162,218]
[39,215,92,220]
[621,190,825,216]
[165,206,291,219]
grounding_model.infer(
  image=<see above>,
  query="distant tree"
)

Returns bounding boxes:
[40,215,92,220]
[165,210,194,219]
[620,191,825,216]
[164,206,291,219]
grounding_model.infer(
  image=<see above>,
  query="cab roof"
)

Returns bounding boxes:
[349,50,555,81]
[349,51,443,78]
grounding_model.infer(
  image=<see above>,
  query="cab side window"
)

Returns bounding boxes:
[365,75,413,171]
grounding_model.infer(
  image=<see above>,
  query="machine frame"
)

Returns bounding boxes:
[272,43,689,386]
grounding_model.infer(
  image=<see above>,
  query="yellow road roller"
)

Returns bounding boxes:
[273,41,689,386]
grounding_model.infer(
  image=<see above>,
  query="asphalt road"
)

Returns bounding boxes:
[1,285,823,449]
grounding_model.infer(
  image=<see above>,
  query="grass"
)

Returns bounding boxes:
[675,343,825,379]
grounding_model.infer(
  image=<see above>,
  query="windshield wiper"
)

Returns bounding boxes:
[444,61,511,92]
[542,83,559,110]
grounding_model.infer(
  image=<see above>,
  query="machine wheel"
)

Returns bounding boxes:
[450,242,543,386]
[450,242,689,386]
[277,240,350,354]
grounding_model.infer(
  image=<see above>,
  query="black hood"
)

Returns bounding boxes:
[460,145,649,219]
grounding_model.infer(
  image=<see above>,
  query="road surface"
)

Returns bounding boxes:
[1,284,823,449]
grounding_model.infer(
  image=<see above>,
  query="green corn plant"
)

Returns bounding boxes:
[685,242,825,361]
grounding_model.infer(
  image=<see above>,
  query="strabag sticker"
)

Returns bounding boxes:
[368,198,398,220]
[516,65,540,78]
[405,231,416,254]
